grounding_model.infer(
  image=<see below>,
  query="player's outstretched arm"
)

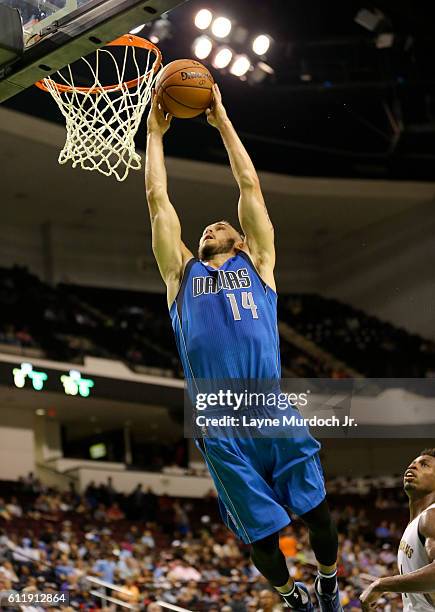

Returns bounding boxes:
[360,508,435,609]
[145,95,193,306]
[206,84,275,289]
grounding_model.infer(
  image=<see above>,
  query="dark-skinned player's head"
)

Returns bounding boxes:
[403,448,435,499]
[198,220,244,261]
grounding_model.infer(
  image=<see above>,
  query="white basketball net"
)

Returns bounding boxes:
[40,40,160,182]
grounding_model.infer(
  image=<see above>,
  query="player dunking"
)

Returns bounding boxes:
[145,83,342,612]
[361,448,435,610]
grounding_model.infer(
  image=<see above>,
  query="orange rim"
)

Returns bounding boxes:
[35,34,162,94]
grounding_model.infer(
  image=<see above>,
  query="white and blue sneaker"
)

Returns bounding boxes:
[279,582,315,611]
[314,576,343,612]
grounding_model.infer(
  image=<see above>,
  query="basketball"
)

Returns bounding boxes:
[155,59,214,119]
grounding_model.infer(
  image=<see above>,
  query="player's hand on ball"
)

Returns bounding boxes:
[147,91,172,135]
[206,83,228,129]
[360,579,383,610]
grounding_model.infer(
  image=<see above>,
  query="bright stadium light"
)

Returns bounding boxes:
[230,55,251,77]
[149,16,172,43]
[248,61,275,84]
[129,23,145,34]
[193,35,213,60]
[213,47,233,69]
[212,16,232,38]
[194,8,213,30]
[252,34,271,55]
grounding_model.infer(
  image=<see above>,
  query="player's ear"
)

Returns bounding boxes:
[234,238,245,252]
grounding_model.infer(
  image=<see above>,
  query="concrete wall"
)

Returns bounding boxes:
[0,222,161,293]
[49,225,162,292]
[321,438,435,478]
[319,201,435,339]
[0,406,35,480]
[0,223,45,279]
[75,466,213,497]
[0,221,319,294]
[0,191,434,338]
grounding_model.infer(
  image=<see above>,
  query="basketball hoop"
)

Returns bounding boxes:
[35,35,162,181]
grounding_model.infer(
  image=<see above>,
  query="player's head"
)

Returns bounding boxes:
[403,448,435,498]
[198,220,244,260]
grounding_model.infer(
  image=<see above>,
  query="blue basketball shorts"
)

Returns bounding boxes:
[196,433,326,544]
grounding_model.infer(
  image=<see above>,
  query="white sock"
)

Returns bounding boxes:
[278,583,309,605]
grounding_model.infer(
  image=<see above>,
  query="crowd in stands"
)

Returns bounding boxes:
[280,295,435,378]
[0,472,408,611]
[1,266,434,378]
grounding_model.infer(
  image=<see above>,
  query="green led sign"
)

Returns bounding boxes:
[61,370,95,397]
[11,363,94,397]
[89,443,107,459]
[13,363,48,391]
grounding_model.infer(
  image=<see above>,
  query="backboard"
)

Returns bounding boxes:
[1,0,99,49]
[0,0,187,101]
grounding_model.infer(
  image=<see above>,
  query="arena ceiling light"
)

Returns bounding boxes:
[150,16,172,44]
[248,61,274,84]
[193,35,213,60]
[252,34,271,55]
[376,32,394,48]
[300,59,312,82]
[230,54,251,77]
[194,8,213,30]
[211,16,232,39]
[129,23,145,35]
[354,8,385,32]
[233,26,249,45]
[212,47,233,69]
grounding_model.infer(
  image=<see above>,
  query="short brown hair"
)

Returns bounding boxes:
[421,448,435,458]
[216,220,245,239]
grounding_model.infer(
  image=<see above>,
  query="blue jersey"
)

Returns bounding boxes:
[170,251,280,380]
[169,251,324,545]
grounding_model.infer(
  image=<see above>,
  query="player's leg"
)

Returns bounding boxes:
[274,452,342,611]
[251,530,288,585]
[300,498,341,608]
[196,437,314,610]
[251,530,314,611]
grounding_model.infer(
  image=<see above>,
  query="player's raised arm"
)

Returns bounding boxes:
[145,95,193,306]
[206,84,275,288]
[360,508,435,609]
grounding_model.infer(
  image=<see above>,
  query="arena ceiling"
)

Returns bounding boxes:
[2,0,435,181]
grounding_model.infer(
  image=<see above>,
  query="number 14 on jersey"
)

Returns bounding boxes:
[226,291,258,320]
